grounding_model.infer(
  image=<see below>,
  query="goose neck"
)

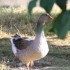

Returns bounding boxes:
[36,22,45,34]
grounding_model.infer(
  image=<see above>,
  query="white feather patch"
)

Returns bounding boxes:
[10,38,17,56]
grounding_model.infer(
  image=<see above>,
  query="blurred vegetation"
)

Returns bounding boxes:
[0,8,35,35]
[28,0,70,39]
[0,7,53,36]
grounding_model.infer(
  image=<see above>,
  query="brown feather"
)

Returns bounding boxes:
[13,38,33,50]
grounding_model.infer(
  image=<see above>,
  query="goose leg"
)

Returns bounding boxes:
[30,61,34,67]
[26,62,30,70]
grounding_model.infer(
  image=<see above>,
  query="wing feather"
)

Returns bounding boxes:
[14,37,34,50]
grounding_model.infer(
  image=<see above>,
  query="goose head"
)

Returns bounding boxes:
[36,14,52,33]
[37,14,52,25]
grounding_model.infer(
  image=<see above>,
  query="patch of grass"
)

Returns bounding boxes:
[0,7,53,36]
[0,38,13,60]
[40,46,70,67]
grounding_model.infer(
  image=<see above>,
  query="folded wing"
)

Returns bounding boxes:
[14,37,34,50]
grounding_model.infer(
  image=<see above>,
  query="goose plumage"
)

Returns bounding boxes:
[10,14,52,70]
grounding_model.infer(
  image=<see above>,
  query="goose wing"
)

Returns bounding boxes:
[14,37,34,50]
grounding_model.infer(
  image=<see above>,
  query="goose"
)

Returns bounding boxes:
[10,14,52,70]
